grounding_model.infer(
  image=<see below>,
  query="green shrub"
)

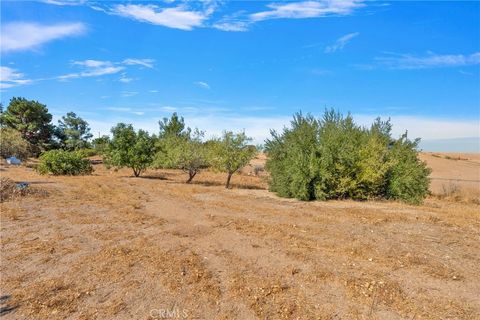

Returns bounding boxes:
[91,136,110,155]
[37,150,93,175]
[386,134,431,204]
[265,110,431,204]
[74,148,97,158]
[0,128,31,160]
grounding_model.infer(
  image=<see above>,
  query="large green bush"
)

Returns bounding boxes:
[37,150,93,175]
[265,110,431,204]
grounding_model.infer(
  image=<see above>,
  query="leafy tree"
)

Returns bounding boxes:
[158,112,190,139]
[163,130,208,183]
[0,128,31,160]
[104,123,156,177]
[0,97,53,153]
[265,110,431,204]
[56,112,93,150]
[156,113,192,168]
[209,131,256,188]
[92,135,110,154]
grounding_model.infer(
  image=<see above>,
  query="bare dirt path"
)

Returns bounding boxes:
[1,163,479,319]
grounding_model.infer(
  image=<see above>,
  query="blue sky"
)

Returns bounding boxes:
[1,0,479,151]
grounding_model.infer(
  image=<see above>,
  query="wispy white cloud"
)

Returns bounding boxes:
[41,0,86,6]
[161,106,177,112]
[59,60,124,80]
[106,107,144,116]
[375,52,480,69]
[58,58,155,80]
[250,0,364,21]
[1,22,86,53]
[324,32,359,53]
[121,91,139,97]
[213,11,251,32]
[213,21,250,32]
[119,74,134,83]
[0,66,33,89]
[194,81,211,89]
[110,4,209,30]
[123,58,155,69]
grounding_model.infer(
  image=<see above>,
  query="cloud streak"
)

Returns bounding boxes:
[110,4,209,30]
[375,52,480,69]
[58,59,155,80]
[0,66,33,89]
[194,81,211,89]
[325,32,359,53]
[123,58,155,69]
[250,0,364,21]
[1,22,86,53]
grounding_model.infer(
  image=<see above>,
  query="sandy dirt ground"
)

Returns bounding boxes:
[1,153,479,319]
[420,153,480,199]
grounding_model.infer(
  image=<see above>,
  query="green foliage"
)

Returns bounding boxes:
[74,148,97,158]
[37,150,93,175]
[172,130,209,183]
[0,128,31,160]
[265,113,319,200]
[208,131,256,188]
[92,135,110,154]
[156,113,192,168]
[386,135,432,204]
[154,115,208,183]
[265,110,431,204]
[56,112,93,150]
[158,112,191,139]
[0,97,53,153]
[103,123,156,177]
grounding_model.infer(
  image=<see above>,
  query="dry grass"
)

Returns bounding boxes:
[1,155,479,319]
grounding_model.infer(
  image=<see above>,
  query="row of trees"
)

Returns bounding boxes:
[102,113,256,188]
[1,97,431,203]
[0,97,256,188]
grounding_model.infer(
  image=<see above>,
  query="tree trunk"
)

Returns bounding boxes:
[133,168,140,177]
[225,172,233,189]
[186,170,196,183]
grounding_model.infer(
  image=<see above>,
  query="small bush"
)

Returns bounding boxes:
[0,177,47,202]
[1,177,18,202]
[37,150,93,175]
[74,148,97,158]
